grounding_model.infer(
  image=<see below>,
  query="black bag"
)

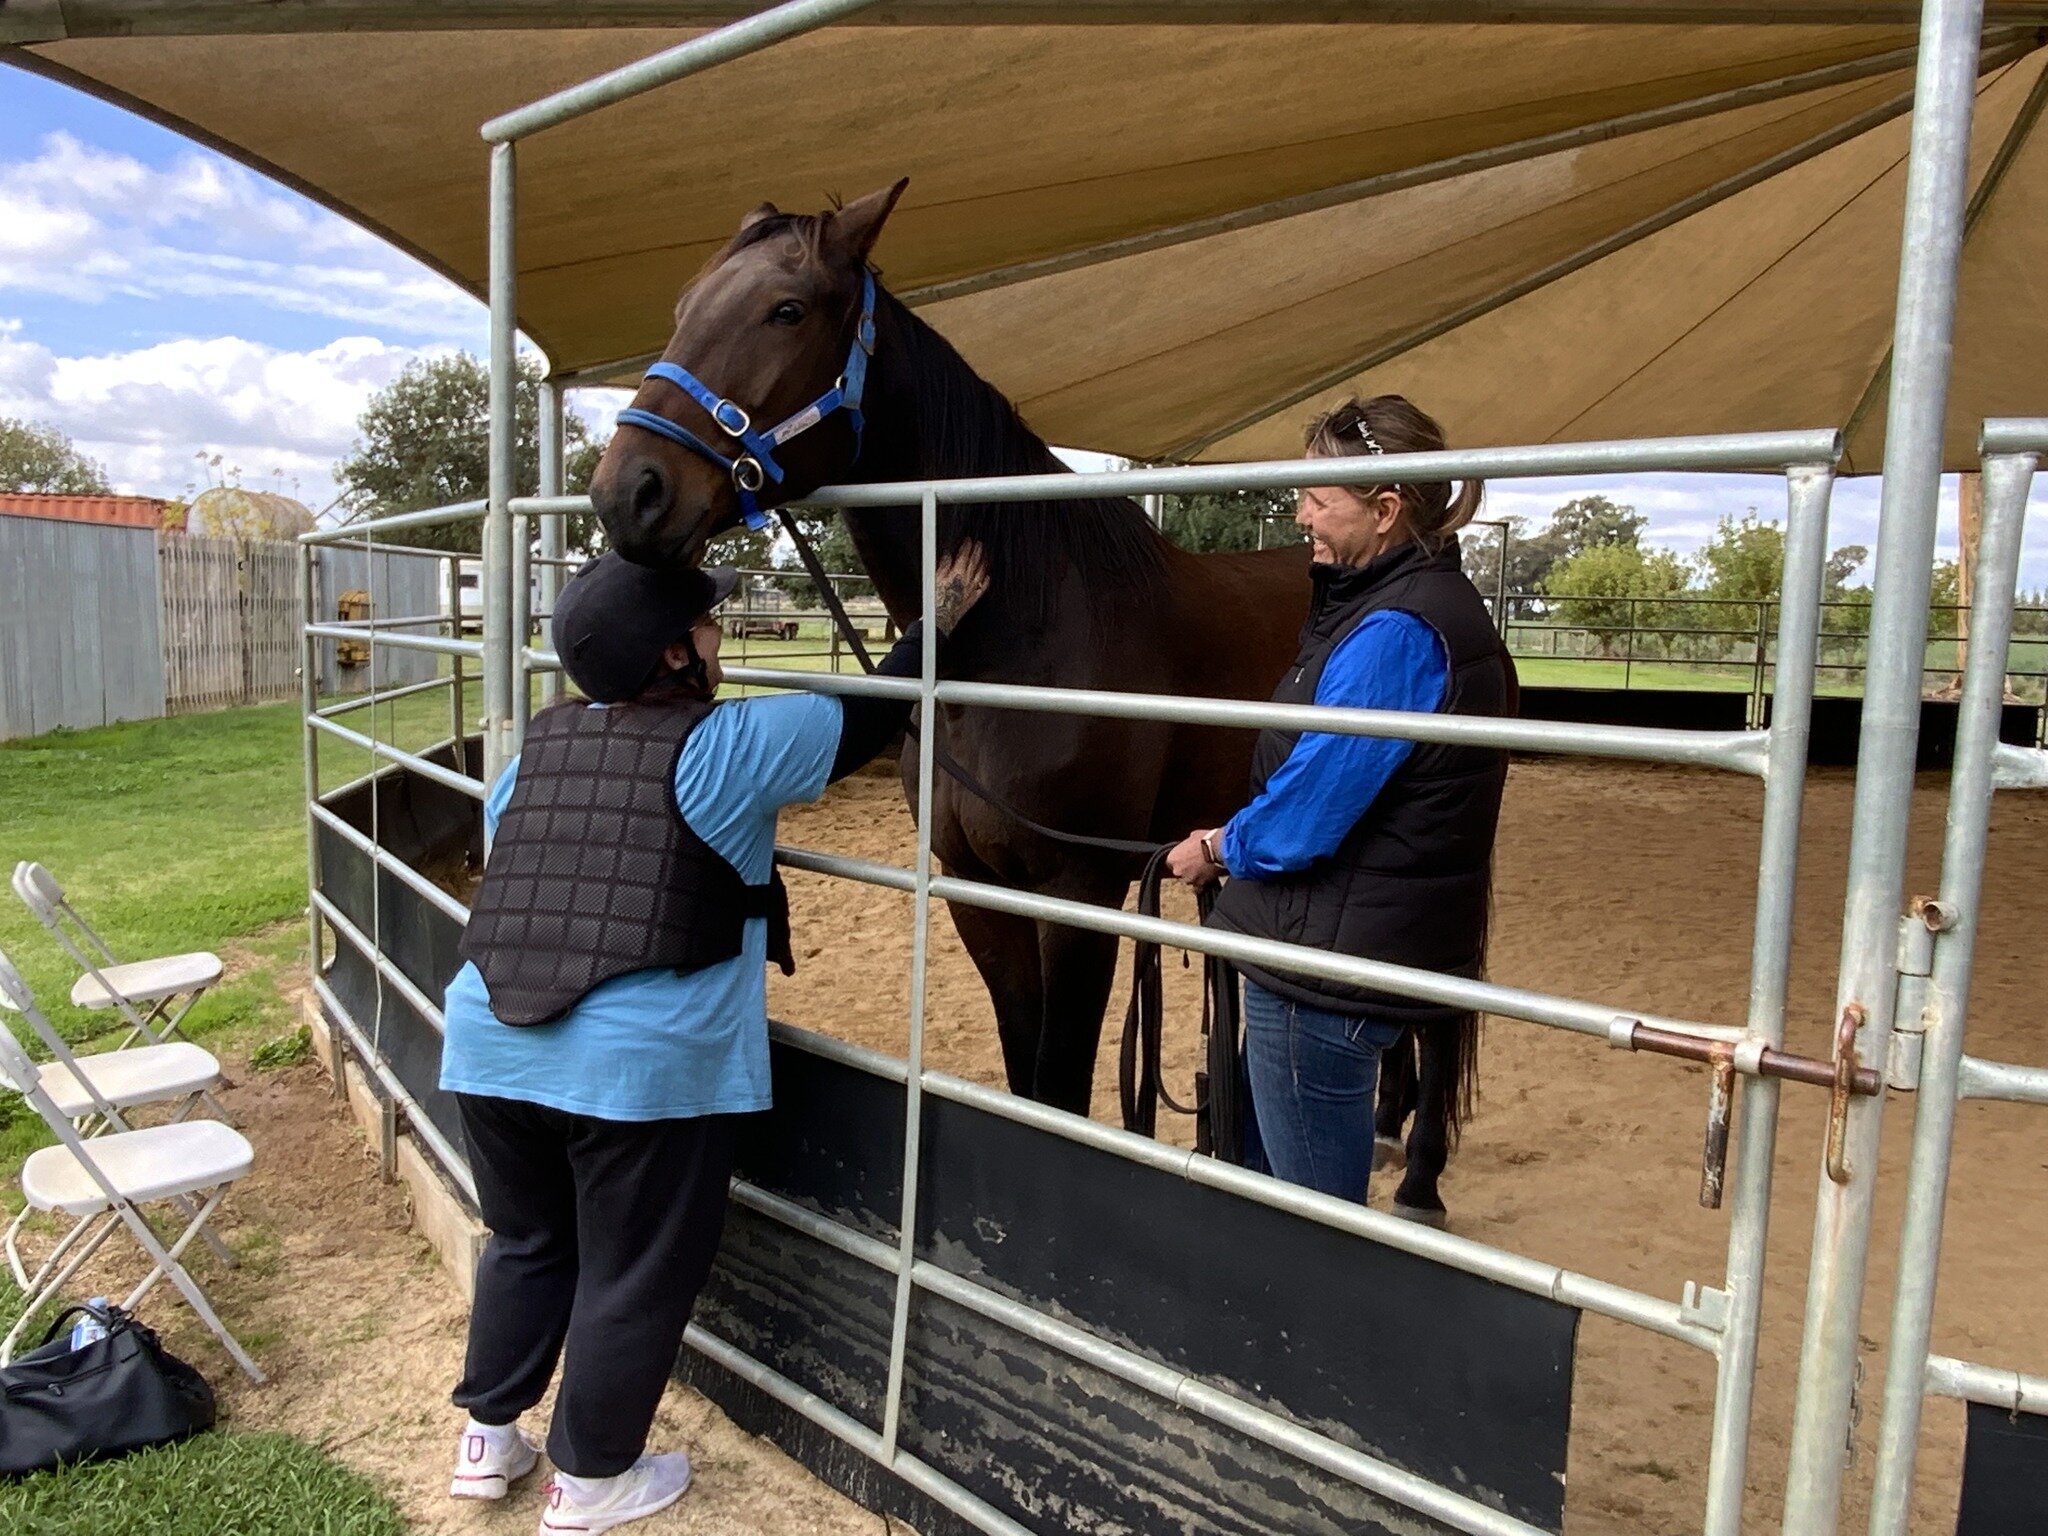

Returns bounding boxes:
[0,1304,216,1476]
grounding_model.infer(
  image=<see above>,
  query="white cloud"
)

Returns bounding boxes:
[0,324,449,510]
[0,131,482,340]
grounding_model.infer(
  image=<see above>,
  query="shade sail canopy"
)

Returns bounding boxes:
[10,5,2046,469]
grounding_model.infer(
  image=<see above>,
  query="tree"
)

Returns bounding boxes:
[1694,510,1785,603]
[1159,488,1297,553]
[333,354,603,553]
[0,417,112,495]
[1541,542,1691,654]
[1470,494,1646,604]
[1548,494,1647,556]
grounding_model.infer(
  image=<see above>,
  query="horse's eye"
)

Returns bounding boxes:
[769,300,806,326]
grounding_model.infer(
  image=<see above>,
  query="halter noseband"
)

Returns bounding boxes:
[615,269,878,532]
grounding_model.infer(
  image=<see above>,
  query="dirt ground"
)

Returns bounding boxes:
[132,755,2045,1535]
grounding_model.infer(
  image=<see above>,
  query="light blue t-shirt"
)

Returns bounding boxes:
[439,692,844,1121]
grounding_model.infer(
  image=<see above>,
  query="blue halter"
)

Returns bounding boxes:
[615,270,878,532]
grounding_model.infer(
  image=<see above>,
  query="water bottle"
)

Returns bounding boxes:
[68,1299,110,1351]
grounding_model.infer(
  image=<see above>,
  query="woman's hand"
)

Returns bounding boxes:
[933,542,990,636]
[1166,827,1227,889]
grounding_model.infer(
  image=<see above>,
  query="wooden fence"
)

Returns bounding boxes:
[158,536,304,713]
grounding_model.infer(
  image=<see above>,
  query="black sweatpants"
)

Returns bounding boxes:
[451,1093,737,1478]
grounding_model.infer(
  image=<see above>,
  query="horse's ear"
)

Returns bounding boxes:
[826,179,908,266]
[739,201,781,231]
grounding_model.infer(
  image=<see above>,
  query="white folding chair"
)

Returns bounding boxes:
[0,944,233,1272]
[0,955,263,1383]
[11,862,224,1051]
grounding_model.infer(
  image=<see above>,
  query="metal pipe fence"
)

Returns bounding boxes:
[1780,2,1988,1522]
[289,7,2024,1534]
[314,426,1844,1536]
[1864,425,2048,1536]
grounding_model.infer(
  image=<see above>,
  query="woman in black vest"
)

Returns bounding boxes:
[1166,396,1511,1206]
[440,547,986,1532]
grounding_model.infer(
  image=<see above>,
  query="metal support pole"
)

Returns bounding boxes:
[1780,0,1986,1524]
[1866,448,2036,1536]
[1701,464,1835,1536]
[1752,600,1771,729]
[1495,520,1510,638]
[879,488,940,1460]
[537,379,567,707]
[446,555,468,775]
[480,0,884,142]
[483,140,517,785]
[298,543,324,995]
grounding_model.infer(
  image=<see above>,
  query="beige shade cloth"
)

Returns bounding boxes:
[11,13,2045,466]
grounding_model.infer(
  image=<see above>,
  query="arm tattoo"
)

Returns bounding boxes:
[934,574,971,635]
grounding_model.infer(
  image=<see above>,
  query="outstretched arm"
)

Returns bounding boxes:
[828,542,990,781]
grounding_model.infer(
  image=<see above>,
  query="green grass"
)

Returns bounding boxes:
[0,703,412,1534]
[0,1432,407,1536]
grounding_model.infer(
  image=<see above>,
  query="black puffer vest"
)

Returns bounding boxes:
[1208,537,1512,1020]
[459,696,793,1027]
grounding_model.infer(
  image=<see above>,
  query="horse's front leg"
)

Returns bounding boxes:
[945,895,1046,1100]
[1029,882,1128,1116]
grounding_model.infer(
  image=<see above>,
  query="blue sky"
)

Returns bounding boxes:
[1,61,2036,587]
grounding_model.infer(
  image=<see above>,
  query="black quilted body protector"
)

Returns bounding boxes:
[460,697,793,1027]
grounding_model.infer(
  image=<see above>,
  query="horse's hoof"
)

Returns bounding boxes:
[1372,1136,1407,1173]
[1392,1201,1448,1229]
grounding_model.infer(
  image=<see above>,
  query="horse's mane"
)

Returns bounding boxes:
[708,216,1168,619]
[874,288,1168,618]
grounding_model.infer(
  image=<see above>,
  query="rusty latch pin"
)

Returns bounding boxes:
[1825,1003,1868,1184]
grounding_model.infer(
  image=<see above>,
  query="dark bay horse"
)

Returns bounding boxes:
[587,182,1479,1221]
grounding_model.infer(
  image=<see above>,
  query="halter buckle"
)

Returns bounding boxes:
[732,457,767,493]
[712,400,751,438]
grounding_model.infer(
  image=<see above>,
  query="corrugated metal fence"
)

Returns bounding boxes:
[310,546,443,697]
[0,515,166,740]
[1,515,447,742]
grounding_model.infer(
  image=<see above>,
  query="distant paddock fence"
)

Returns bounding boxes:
[0,513,449,741]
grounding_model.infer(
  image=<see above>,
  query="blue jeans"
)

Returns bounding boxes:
[1240,980,1406,1203]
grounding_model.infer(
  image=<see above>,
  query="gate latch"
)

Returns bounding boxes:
[1825,1003,1868,1184]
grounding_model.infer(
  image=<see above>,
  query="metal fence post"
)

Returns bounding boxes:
[1751,599,1771,729]
[538,378,566,707]
[446,554,468,774]
[880,487,942,1461]
[1702,463,1834,1536]
[483,140,517,785]
[299,542,324,980]
[1780,0,1986,1525]
[1866,446,2036,1536]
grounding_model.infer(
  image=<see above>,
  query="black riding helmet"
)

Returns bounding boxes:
[551,552,739,703]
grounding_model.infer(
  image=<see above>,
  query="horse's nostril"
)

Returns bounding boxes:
[627,464,671,536]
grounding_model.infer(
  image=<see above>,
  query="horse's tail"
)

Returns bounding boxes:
[1437,1010,1482,1149]
[1436,854,1496,1149]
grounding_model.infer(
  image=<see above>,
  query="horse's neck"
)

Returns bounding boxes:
[841,298,1152,632]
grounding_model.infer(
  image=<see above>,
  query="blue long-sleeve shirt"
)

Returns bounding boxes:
[1219,610,1449,880]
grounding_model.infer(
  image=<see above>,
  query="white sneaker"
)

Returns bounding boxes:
[449,1419,541,1500]
[539,1452,694,1533]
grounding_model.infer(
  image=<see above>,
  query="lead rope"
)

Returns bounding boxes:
[775,512,1240,1157]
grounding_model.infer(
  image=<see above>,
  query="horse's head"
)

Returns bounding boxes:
[589,179,908,567]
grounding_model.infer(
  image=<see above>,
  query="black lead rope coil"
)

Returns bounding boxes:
[1117,848,1243,1162]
